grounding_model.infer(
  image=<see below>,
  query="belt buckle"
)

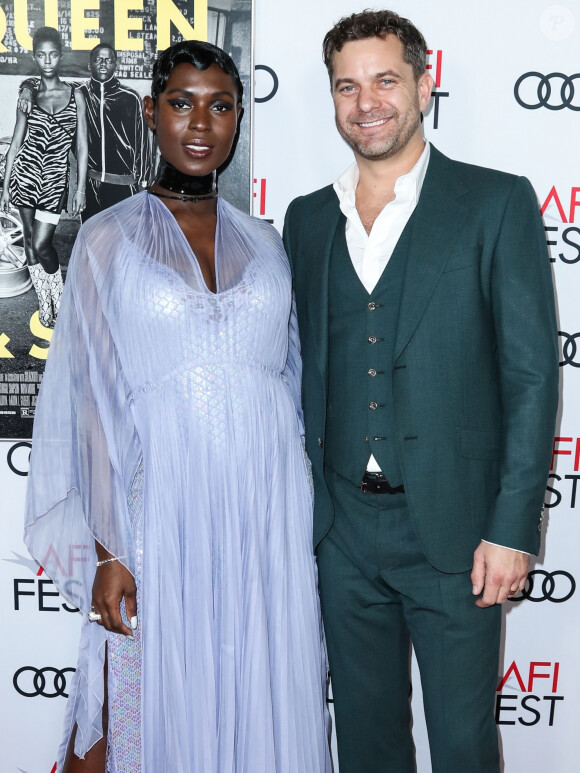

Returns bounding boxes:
[361,472,385,494]
[361,472,403,495]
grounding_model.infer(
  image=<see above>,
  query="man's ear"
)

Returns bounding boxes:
[143,96,156,132]
[418,71,434,112]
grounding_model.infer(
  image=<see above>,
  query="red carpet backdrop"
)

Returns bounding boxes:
[2,0,579,770]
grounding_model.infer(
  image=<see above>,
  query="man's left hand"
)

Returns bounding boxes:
[471,541,529,607]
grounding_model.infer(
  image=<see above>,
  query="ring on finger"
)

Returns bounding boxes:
[88,610,102,622]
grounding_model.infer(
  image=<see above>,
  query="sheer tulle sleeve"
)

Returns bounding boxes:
[282,293,305,437]
[24,228,141,613]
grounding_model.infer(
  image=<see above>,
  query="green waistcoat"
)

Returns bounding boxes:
[325,216,409,487]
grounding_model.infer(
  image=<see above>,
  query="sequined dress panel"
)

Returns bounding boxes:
[24,192,331,772]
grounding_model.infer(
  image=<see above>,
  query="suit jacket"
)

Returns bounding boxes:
[283,145,559,573]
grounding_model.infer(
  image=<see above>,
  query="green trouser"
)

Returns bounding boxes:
[318,468,501,773]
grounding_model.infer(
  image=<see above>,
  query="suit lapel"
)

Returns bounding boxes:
[303,195,342,381]
[394,146,470,360]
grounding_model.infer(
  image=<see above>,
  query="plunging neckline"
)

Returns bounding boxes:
[34,84,73,116]
[148,192,248,298]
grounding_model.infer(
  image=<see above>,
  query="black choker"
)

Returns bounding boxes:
[150,158,216,196]
[148,190,218,204]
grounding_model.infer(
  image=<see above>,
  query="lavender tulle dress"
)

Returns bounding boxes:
[24,192,332,772]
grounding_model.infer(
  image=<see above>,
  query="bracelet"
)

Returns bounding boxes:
[96,555,127,567]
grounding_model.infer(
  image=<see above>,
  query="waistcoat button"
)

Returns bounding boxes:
[368,336,377,344]
[368,302,377,311]
[368,368,377,377]
[369,401,378,411]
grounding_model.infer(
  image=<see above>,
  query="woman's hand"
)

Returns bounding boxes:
[71,188,86,217]
[91,560,137,637]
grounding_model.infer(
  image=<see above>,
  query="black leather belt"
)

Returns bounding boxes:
[361,471,405,495]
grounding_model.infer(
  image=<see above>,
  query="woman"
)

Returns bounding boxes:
[0,26,88,327]
[24,40,331,773]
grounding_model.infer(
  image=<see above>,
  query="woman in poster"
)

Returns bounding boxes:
[0,26,88,327]
[25,40,331,773]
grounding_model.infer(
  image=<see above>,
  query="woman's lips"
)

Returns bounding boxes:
[184,141,213,157]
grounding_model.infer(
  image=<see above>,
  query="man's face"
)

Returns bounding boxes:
[331,35,432,162]
[90,47,116,81]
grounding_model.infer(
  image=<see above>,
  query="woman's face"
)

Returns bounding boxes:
[144,62,242,177]
[33,41,62,78]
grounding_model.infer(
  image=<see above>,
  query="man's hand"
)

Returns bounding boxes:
[71,188,86,217]
[18,87,34,115]
[471,541,529,607]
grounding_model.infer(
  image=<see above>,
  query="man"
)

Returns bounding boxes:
[20,43,152,222]
[283,10,558,773]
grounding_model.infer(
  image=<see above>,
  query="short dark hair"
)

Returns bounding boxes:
[90,42,117,62]
[323,9,427,84]
[151,40,243,104]
[32,26,62,54]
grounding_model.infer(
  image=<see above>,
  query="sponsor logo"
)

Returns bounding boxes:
[13,577,82,613]
[4,549,84,613]
[4,543,91,578]
[515,72,580,110]
[6,441,31,476]
[253,178,268,217]
[496,661,564,726]
[508,570,575,603]
[541,186,580,264]
[546,436,580,508]
[426,49,448,129]
[558,331,580,367]
[13,666,75,698]
[254,64,278,103]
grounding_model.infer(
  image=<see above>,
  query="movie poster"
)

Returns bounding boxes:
[0,0,253,439]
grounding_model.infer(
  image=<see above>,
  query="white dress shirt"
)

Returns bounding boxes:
[334,142,430,294]
[333,142,523,554]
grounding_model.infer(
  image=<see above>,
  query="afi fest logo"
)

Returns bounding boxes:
[253,62,277,224]
[546,436,580,509]
[6,541,87,614]
[253,177,269,219]
[425,49,448,130]
[496,661,564,727]
[542,186,580,265]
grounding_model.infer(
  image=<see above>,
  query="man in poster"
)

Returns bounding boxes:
[283,9,559,772]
